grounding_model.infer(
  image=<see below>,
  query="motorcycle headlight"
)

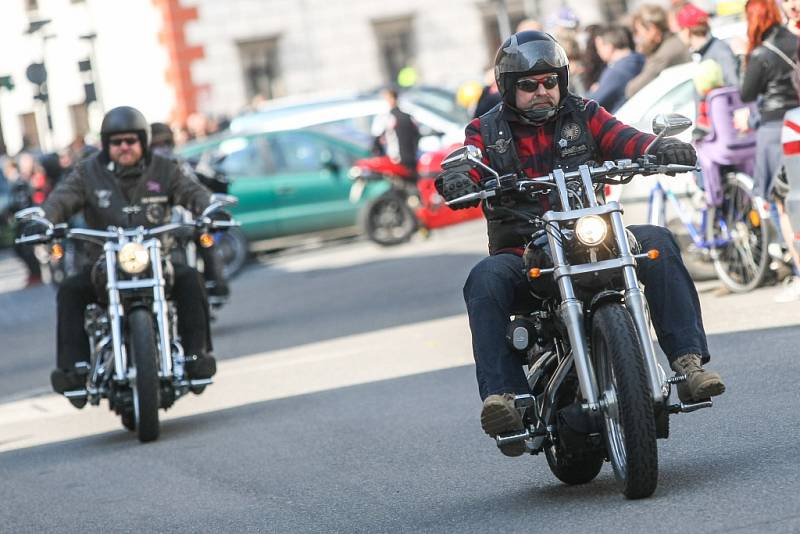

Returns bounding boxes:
[117,242,150,274]
[575,215,608,247]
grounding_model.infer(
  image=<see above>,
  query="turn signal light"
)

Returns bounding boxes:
[749,209,761,227]
[51,243,64,260]
[528,268,542,279]
[198,233,215,248]
[647,249,659,260]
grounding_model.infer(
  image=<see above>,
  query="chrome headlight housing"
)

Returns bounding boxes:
[575,215,608,247]
[117,242,150,274]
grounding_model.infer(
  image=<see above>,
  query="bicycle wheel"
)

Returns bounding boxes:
[713,172,769,293]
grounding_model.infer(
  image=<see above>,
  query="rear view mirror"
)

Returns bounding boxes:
[652,114,692,137]
[14,206,45,221]
[441,145,483,171]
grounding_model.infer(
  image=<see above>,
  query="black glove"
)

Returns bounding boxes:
[651,137,697,166]
[434,172,480,209]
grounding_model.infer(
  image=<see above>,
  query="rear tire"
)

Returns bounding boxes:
[713,172,769,293]
[127,308,160,443]
[545,375,604,485]
[592,303,658,499]
[545,445,604,485]
[361,192,417,246]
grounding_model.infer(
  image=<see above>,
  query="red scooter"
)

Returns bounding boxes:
[348,147,483,246]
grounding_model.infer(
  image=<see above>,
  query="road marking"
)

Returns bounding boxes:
[0,314,474,452]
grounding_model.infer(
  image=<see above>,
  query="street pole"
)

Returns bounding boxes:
[494,0,512,40]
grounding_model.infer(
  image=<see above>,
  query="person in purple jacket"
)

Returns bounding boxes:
[589,25,645,112]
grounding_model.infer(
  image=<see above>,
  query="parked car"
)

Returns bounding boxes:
[178,127,392,255]
[229,87,467,153]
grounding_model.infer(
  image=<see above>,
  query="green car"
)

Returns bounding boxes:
[178,128,389,271]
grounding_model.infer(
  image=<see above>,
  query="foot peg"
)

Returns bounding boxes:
[495,429,531,447]
[667,398,713,414]
[63,389,88,399]
[513,394,535,409]
[667,374,687,384]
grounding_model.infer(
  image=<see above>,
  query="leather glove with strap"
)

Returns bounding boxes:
[434,172,480,209]
[650,137,697,166]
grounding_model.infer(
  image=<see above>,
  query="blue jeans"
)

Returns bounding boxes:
[463,224,710,400]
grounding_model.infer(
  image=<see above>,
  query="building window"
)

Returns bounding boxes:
[237,37,284,101]
[372,16,415,86]
[19,112,40,150]
[600,0,628,21]
[69,103,90,138]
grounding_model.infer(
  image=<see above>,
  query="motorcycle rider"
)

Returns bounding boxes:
[435,31,726,456]
[373,87,421,180]
[150,121,230,300]
[42,106,218,407]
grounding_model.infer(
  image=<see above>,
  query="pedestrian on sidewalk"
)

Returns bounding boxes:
[1,157,42,287]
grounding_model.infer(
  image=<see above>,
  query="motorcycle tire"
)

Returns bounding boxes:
[545,445,604,485]
[361,192,418,246]
[121,410,136,432]
[544,374,604,485]
[127,308,160,443]
[592,302,658,499]
[712,172,769,293]
[216,226,249,279]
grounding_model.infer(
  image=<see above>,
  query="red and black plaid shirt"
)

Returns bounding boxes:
[464,99,656,183]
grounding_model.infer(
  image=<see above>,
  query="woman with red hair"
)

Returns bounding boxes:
[740,0,799,204]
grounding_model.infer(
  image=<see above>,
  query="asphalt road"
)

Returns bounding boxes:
[1,221,799,533]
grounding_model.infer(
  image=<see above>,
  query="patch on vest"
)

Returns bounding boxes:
[561,144,589,157]
[95,189,112,208]
[145,203,166,224]
[486,138,512,154]
[561,122,581,142]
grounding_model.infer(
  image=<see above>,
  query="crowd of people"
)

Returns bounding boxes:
[464,0,800,302]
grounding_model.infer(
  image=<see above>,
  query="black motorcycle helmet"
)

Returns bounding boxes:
[100,106,149,161]
[494,31,570,124]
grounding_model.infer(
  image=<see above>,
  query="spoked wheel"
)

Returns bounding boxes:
[216,227,249,279]
[362,193,418,246]
[592,303,658,499]
[713,172,769,293]
[127,308,160,443]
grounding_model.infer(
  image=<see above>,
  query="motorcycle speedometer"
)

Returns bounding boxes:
[117,242,150,274]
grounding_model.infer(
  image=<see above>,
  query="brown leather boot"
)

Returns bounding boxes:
[480,393,525,457]
[670,353,726,403]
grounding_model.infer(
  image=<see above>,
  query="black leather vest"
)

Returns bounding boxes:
[78,156,177,261]
[478,95,598,253]
[80,156,175,230]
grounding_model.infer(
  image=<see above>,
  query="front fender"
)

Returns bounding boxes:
[586,290,624,325]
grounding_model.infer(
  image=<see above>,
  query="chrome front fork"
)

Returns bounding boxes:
[149,243,173,378]
[609,212,667,403]
[545,212,667,411]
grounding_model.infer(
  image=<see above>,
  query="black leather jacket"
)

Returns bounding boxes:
[740,25,799,123]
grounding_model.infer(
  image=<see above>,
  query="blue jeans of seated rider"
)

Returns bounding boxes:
[463,224,711,401]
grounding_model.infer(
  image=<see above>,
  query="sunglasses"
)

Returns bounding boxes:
[109,137,140,147]
[515,75,559,93]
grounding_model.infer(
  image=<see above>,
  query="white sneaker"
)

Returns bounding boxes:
[774,276,800,302]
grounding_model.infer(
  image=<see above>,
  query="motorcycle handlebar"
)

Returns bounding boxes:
[15,218,240,246]
[444,160,698,207]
